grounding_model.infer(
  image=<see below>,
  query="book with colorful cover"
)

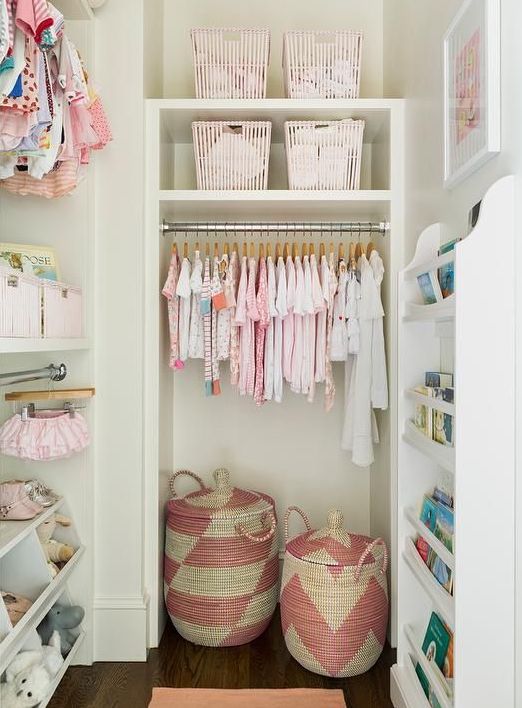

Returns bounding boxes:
[416,612,452,699]
[433,410,454,447]
[417,271,442,305]
[0,243,60,281]
[425,372,454,388]
[420,496,439,532]
[427,548,453,594]
[433,487,454,509]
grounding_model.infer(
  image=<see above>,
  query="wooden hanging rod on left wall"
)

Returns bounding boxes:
[5,388,96,402]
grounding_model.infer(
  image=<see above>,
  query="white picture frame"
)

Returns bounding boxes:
[443,0,500,189]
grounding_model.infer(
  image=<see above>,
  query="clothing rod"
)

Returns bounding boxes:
[160,220,389,236]
[0,363,67,387]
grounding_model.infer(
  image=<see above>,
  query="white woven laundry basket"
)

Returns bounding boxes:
[0,267,41,338]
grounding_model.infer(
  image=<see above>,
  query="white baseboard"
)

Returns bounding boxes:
[93,594,149,662]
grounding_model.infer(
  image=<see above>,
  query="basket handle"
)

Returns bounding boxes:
[284,506,312,543]
[169,469,207,499]
[355,538,388,582]
[236,511,277,543]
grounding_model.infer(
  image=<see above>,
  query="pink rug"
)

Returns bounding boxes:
[149,688,346,707]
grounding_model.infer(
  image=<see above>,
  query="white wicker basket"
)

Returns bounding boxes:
[283,30,363,99]
[285,120,365,190]
[193,121,272,190]
[191,28,270,99]
[42,281,83,338]
[0,267,41,338]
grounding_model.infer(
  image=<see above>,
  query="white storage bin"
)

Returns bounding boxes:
[193,121,272,190]
[191,28,270,99]
[42,281,83,338]
[283,30,363,99]
[0,267,41,338]
[285,120,365,190]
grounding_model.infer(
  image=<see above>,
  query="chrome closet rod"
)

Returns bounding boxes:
[160,220,390,235]
[0,363,67,387]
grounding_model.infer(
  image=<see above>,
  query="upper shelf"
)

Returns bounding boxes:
[0,338,90,354]
[159,189,391,220]
[152,98,399,143]
[53,0,94,20]
[0,499,64,560]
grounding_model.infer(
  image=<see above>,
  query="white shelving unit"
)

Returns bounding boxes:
[143,96,405,648]
[0,339,90,355]
[391,177,517,708]
[0,499,85,687]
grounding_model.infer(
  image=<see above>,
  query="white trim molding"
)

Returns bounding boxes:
[93,594,149,661]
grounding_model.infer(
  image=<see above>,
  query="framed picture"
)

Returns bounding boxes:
[443,0,500,189]
[0,243,60,281]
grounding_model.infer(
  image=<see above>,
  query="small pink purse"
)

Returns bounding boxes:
[0,482,43,520]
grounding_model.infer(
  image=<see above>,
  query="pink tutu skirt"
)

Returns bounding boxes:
[0,411,90,461]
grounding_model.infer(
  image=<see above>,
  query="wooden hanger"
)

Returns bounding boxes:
[6,388,96,402]
[283,243,290,260]
[355,242,363,260]
[309,242,315,256]
[205,242,210,257]
[183,242,189,259]
[320,243,326,258]
[214,242,219,258]
[276,243,282,260]
[302,242,308,258]
[233,242,239,254]
[329,242,335,256]
[338,243,345,261]
[250,242,255,258]
[194,241,200,253]
[366,241,375,257]
[349,242,356,268]
[292,243,298,259]
[171,243,177,255]
[224,242,230,256]
[259,243,265,259]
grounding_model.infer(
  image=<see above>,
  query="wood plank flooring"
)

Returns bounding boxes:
[49,609,395,708]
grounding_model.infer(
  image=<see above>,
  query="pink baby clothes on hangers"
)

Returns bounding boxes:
[162,249,182,370]
[315,254,330,384]
[211,256,221,395]
[254,256,269,406]
[234,255,248,393]
[15,0,53,43]
[306,252,326,403]
[273,256,288,403]
[290,255,305,394]
[245,256,260,397]
[228,250,241,385]
[201,256,213,396]
[324,252,338,412]
[263,255,277,401]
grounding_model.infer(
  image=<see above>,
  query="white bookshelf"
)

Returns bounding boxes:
[391,177,517,708]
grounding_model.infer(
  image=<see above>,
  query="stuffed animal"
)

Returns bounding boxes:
[36,514,75,570]
[0,631,63,707]
[38,603,84,655]
[1,591,33,626]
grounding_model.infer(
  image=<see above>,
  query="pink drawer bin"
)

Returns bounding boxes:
[42,281,83,338]
[0,267,41,338]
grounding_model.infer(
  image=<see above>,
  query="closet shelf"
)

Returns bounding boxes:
[404,507,454,570]
[53,0,94,20]
[0,338,90,354]
[404,625,453,708]
[403,538,454,630]
[152,98,400,143]
[39,632,85,708]
[403,420,455,473]
[405,389,455,416]
[391,661,431,708]
[403,295,455,323]
[404,251,455,281]
[0,499,65,559]
[0,546,85,674]
[159,190,391,221]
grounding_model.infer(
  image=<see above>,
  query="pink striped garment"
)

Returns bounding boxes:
[16,0,54,42]
[162,249,181,370]
[201,257,213,396]
[245,257,260,397]
[253,256,270,406]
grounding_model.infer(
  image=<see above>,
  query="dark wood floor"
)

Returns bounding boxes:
[49,609,395,708]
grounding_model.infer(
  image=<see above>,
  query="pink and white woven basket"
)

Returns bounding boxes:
[280,507,388,678]
[164,468,279,647]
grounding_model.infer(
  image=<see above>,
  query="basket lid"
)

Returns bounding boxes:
[168,468,273,520]
[286,509,379,567]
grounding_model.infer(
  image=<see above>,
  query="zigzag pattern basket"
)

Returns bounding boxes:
[164,468,279,647]
[280,507,389,677]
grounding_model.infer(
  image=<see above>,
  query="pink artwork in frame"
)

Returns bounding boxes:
[455,29,481,145]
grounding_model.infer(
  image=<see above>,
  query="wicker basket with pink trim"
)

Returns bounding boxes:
[164,468,278,647]
[280,507,389,677]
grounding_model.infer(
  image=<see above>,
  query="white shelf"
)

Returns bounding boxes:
[39,631,85,708]
[53,0,94,20]
[159,189,391,220]
[0,499,65,560]
[403,420,455,473]
[404,250,455,281]
[405,389,455,416]
[391,661,431,708]
[404,507,455,570]
[403,538,454,630]
[152,98,399,142]
[0,338,90,354]
[403,295,455,323]
[404,625,453,708]
[0,546,85,674]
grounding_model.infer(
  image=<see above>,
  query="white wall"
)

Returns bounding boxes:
[384,1,522,703]
[162,0,384,98]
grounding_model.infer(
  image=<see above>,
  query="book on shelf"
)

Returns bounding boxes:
[437,240,458,300]
[433,409,454,447]
[416,612,453,705]
[432,486,454,509]
[417,271,443,305]
[420,493,454,550]
[425,372,454,389]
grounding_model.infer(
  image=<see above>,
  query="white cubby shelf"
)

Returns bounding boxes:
[392,177,517,708]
